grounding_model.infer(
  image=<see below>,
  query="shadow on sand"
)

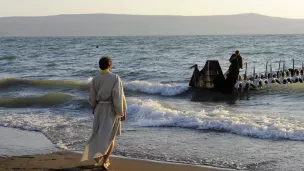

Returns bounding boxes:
[47,165,105,171]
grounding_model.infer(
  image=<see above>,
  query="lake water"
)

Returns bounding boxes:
[1,35,304,170]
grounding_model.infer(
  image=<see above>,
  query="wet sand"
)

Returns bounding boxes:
[0,151,234,171]
[0,126,234,171]
[0,127,57,157]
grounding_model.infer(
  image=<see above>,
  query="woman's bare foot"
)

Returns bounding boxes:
[94,156,103,166]
[101,159,110,170]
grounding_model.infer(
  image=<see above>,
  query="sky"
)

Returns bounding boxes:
[1,0,304,19]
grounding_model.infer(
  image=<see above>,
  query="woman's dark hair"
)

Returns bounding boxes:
[99,56,112,70]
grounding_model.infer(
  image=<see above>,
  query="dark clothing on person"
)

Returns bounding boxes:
[224,54,243,92]
[229,54,243,71]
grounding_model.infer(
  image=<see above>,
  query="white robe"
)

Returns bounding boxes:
[81,72,127,161]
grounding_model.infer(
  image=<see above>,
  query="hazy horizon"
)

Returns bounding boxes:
[1,12,304,20]
[1,0,304,19]
[1,13,304,36]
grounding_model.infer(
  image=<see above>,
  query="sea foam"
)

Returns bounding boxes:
[0,113,91,150]
[123,80,189,96]
[1,96,304,151]
[127,98,304,141]
[0,78,188,96]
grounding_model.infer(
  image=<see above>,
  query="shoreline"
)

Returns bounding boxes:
[0,151,235,171]
[0,126,58,157]
[0,126,234,171]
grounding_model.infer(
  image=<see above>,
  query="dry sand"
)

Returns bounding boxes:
[0,151,234,171]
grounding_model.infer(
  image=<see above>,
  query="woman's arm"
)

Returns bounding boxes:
[120,96,127,121]
[112,76,126,118]
[121,110,126,121]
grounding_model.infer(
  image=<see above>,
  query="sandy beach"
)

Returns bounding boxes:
[0,127,233,171]
[0,151,234,171]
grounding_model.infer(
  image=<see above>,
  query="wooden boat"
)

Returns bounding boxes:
[189,60,304,94]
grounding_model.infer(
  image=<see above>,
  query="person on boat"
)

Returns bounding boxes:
[81,56,127,170]
[225,50,244,92]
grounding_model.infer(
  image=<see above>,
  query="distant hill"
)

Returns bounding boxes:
[1,13,304,36]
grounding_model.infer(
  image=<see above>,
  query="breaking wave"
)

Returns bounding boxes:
[46,62,57,67]
[0,78,189,96]
[0,113,91,150]
[0,55,17,61]
[0,93,74,108]
[127,98,304,141]
[124,80,189,96]
[0,78,90,90]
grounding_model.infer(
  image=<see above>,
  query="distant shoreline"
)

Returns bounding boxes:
[1,33,304,38]
[1,13,304,36]
[0,13,302,20]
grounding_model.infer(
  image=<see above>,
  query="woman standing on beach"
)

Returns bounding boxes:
[81,56,127,170]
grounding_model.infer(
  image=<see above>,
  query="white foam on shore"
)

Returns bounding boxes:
[0,113,90,150]
[56,140,68,150]
[2,96,304,151]
[127,99,304,141]
[0,126,57,157]
[123,80,189,96]
[87,77,93,83]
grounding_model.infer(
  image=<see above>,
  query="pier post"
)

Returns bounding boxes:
[265,61,268,79]
[244,62,248,80]
[278,60,281,78]
[270,64,273,78]
[302,62,304,76]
